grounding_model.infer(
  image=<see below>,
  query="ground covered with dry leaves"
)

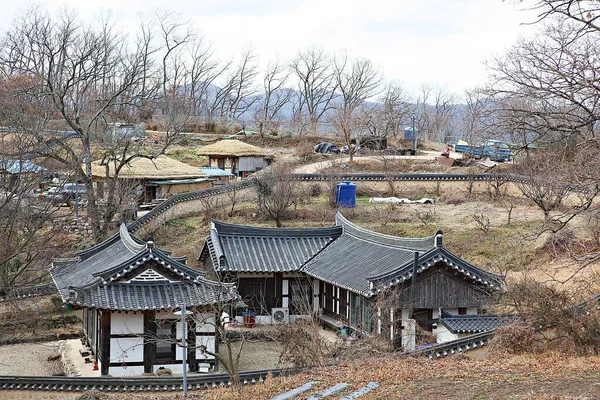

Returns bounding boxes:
[82,352,600,400]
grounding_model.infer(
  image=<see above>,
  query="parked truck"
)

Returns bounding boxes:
[453,139,512,162]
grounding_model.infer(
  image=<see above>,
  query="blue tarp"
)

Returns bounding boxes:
[0,160,45,174]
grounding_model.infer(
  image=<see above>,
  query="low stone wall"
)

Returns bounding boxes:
[134,187,255,237]
[58,340,82,377]
[56,216,94,239]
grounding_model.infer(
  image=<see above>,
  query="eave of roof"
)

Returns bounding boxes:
[439,310,517,334]
[50,224,229,308]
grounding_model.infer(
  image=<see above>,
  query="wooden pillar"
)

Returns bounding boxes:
[188,317,197,373]
[143,311,156,374]
[100,311,111,376]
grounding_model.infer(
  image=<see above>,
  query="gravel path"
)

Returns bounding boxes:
[0,341,62,376]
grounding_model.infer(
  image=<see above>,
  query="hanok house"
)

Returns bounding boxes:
[50,224,235,377]
[197,140,271,178]
[0,159,45,188]
[90,155,212,203]
[199,212,502,348]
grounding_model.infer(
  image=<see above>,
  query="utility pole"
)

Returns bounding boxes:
[176,302,191,397]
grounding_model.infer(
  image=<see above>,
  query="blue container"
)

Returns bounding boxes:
[336,182,357,208]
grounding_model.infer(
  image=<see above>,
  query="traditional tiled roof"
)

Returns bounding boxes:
[0,160,45,174]
[71,281,230,311]
[200,212,502,296]
[439,310,518,333]
[204,220,342,273]
[51,224,234,311]
[303,213,502,296]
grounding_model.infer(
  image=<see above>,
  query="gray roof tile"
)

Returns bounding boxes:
[51,224,234,310]
[210,220,342,273]
[440,310,518,333]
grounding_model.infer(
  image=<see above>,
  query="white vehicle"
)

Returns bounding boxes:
[369,197,435,205]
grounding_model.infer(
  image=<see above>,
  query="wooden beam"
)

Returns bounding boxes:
[100,311,111,376]
[143,311,156,374]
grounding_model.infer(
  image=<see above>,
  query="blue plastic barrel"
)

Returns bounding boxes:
[335,182,357,208]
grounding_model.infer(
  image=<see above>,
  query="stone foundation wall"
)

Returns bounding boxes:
[56,217,94,239]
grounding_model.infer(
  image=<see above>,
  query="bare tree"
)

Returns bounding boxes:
[290,47,338,134]
[255,59,294,137]
[210,48,258,121]
[414,84,457,144]
[0,8,196,240]
[253,165,303,227]
[332,52,382,161]
[0,131,61,295]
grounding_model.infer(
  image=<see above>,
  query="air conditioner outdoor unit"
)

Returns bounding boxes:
[271,307,290,324]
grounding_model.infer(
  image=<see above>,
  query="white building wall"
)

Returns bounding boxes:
[109,366,145,377]
[110,337,144,364]
[111,312,144,335]
[282,280,289,308]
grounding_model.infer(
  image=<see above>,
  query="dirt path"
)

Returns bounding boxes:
[294,151,463,173]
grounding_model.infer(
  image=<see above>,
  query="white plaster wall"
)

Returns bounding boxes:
[401,309,410,320]
[436,324,459,344]
[196,336,216,360]
[195,313,216,332]
[110,337,144,363]
[109,365,145,377]
[444,308,459,315]
[111,312,144,335]
[467,308,478,315]
[282,280,289,308]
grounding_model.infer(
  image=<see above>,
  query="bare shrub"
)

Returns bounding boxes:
[276,317,333,368]
[414,208,437,226]
[309,183,322,197]
[199,195,225,222]
[488,324,536,355]
[472,212,491,234]
[542,229,579,258]
[371,203,397,226]
[502,279,600,355]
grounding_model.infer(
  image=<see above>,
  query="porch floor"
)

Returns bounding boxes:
[63,339,101,377]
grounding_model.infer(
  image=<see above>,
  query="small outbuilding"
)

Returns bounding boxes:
[197,140,271,177]
[90,155,212,203]
[50,224,235,376]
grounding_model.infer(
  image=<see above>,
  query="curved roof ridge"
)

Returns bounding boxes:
[211,219,342,238]
[120,223,146,254]
[335,212,436,250]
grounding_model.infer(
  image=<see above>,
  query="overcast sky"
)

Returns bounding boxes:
[2,0,539,97]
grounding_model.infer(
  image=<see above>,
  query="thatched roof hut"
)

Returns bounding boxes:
[197,140,270,158]
[90,155,206,181]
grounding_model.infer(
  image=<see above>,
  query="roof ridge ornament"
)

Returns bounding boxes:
[435,230,443,247]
